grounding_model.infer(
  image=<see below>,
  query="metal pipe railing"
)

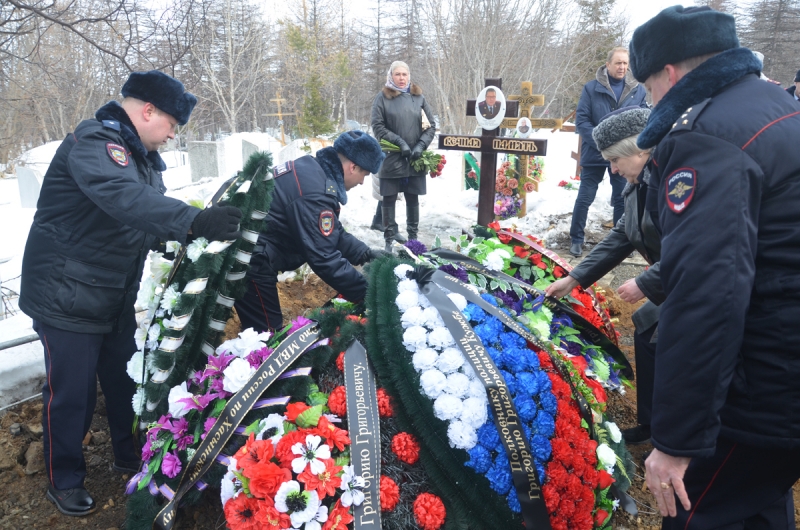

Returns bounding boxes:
[0,334,39,351]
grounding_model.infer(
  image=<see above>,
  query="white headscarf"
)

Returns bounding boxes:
[385,61,411,93]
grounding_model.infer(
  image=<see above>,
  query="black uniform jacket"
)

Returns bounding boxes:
[643,48,800,457]
[19,101,199,334]
[569,175,663,331]
[252,155,369,302]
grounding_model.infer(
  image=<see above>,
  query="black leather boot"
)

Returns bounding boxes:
[46,485,96,516]
[370,201,383,231]
[407,202,420,241]
[382,205,407,252]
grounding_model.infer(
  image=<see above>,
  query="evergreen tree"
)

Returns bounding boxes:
[296,73,336,138]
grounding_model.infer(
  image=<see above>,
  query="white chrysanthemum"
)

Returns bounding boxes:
[447,293,468,311]
[433,394,463,421]
[397,279,420,294]
[396,290,421,312]
[134,323,148,351]
[447,420,478,450]
[421,306,445,329]
[437,347,464,373]
[419,369,447,399]
[605,422,622,444]
[412,348,439,372]
[460,397,488,429]
[220,470,238,507]
[136,276,159,311]
[159,284,180,313]
[428,326,455,350]
[401,306,426,329]
[131,388,146,413]
[402,326,428,352]
[166,241,181,254]
[444,372,471,398]
[419,292,432,308]
[483,253,505,271]
[461,362,477,380]
[596,443,617,473]
[223,358,256,393]
[167,382,193,418]
[468,378,486,399]
[393,264,414,280]
[149,252,174,284]
[148,323,161,343]
[186,237,208,262]
[126,350,148,384]
[217,328,272,358]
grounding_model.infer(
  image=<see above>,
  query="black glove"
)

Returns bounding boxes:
[191,204,242,241]
[360,247,391,265]
[411,145,424,160]
[398,140,412,159]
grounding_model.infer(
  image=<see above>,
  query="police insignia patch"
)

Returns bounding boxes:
[319,210,334,236]
[106,143,128,167]
[665,168,696,214]
[273,162,291,178]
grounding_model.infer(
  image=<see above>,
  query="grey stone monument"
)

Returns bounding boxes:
[16,166,42,208]
[242,140,259,166]
[188,141,226,182]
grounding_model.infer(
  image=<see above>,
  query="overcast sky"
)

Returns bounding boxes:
[615,1,699,36]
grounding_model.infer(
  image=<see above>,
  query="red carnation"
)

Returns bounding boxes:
[413,493,446,530]
[328,386,347,417]
[336,351,345,372]
[377,388,394,418]
[285,402,310,422]
[391,432,420,465]
[380,475,400,512]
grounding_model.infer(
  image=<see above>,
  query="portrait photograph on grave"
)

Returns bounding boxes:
[476,85,506,131]
[516,116,532,138]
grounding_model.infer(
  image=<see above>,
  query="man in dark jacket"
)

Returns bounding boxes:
[19,71,241,517]
[787,69,800,101]
[570,47,647,257]
[631,7,800,527]
[478,89,500,119]
[235,131,386,332]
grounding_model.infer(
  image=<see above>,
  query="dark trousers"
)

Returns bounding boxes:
[634,323,657,426]
[34,316,138,490]
[569,165,625,244]
[662,437,800,529]
[235,273,283,332]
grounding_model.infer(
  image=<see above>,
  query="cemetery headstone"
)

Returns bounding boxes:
[16,166,42,208]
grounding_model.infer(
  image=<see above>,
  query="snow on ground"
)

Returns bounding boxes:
[0,127,616,406]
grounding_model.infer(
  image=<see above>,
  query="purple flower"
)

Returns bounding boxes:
[161,450,182,478]
[404,239,428,255]
[201,417,217,440]
[141,439,155,462]
[167,417,189,438]
[177,392,215,413]
[439,264,468,282]
[246,346,271,368]
[200,351,236,382]
[288,316,313,334]
[175,434,194,451]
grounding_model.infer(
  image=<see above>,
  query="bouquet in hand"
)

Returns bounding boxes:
[380,139,447,177]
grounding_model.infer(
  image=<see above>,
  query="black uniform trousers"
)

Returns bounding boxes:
[634,323,657,426]
[235,255,283,332]
[34,314,138,490]
[662,436,800,530]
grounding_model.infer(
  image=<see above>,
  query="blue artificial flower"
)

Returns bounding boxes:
[500,370,517,395]
[536,371,553,394]
[486,346,504,367]
[507,490,521,513]
[530,294,545,312]
[550,314,574,336]
[534,410,555,438]
[477,419,501,450]
[481,293,498,306]
[562,339,582,357]
[499,332,525,351]
[516,372,540,397]
[465,444,492,474]
[486,453,512,495]
[514,395,538,423]
[503,346,533,373]
[531,434,552,462]
[463,303,487,324]
[536,462,547,483]
[539,392,557,416]
[474,318,503,343]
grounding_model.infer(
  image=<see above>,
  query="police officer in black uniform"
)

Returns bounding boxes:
[19,71,242,516]
[629,7,800,527]
[235,131,386,332]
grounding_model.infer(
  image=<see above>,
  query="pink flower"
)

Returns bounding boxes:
[161,450,182,478]
[201,417,217,440]
[288,316,313,334]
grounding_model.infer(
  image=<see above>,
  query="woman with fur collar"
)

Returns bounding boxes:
[370,61,437,251]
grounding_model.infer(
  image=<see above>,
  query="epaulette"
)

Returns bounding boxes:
[668,98,711,134]
[102,120,121,132]
[325,177,338,196]
[273,161,292,178]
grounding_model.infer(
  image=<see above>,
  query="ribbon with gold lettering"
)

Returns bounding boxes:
[412,268,552,530]
[152,323,322,530]
[343,340,382,529]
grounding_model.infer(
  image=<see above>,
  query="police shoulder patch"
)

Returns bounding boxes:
[106,143,129,166]
[273,162,292,178]
[665,167,696,214]
[319,210,335,236]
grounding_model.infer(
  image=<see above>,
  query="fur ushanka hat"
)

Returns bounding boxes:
[333,131,386,174]
[121,70,197,125]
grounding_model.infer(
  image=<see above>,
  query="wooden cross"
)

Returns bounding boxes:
[263,92,295,146]
[437,78,548,226]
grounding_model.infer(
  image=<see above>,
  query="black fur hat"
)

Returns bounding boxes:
[592,107,651,152]
[121,71,197,125]
[795,69,800,83]
[630,6,739,83]
[333,131,385,174]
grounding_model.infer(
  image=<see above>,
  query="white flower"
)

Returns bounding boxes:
[134,323,148,351]
[159,284,180,313]
[596,443,617,473]
[468,379,486,399]
[437,347,464,373]
[166,241,181,254]
[256,413,286,444]
[612,498,620,511]
[220,470,238,507]
[461,362,477,380]
[412,348,439,372]
[291,435,331,475]
[149,252,174,284]
[126,350,148,384]
[460,397,488,429]
[305,504,328,530]
[421,306,445,329]
[433,394,463,421]
[186,237,208,262]
[447,420,478,450]
[131,388,146,413]
[420,369,447,399]
[397,279,420,294]
[418,293,432,308]
[339,465,365,507]
[483,254,503,271]
[136,277,159,311]
[401,306,426,329]
[605,422,622,444]
[428,327,455,350]
[393,264,413,279]
[275,481,321,527]
[396,290,421,312]
[226,456,238,474]
[402,325,428,352]
[444,372,471,398]
[447,292,468,311]
[223,358,256,393]
[167,382,193,418]
[148,323,161,344]
[217,328,271,358]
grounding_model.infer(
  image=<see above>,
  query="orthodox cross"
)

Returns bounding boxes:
[263,92,295,146]
[437,78,548,225]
